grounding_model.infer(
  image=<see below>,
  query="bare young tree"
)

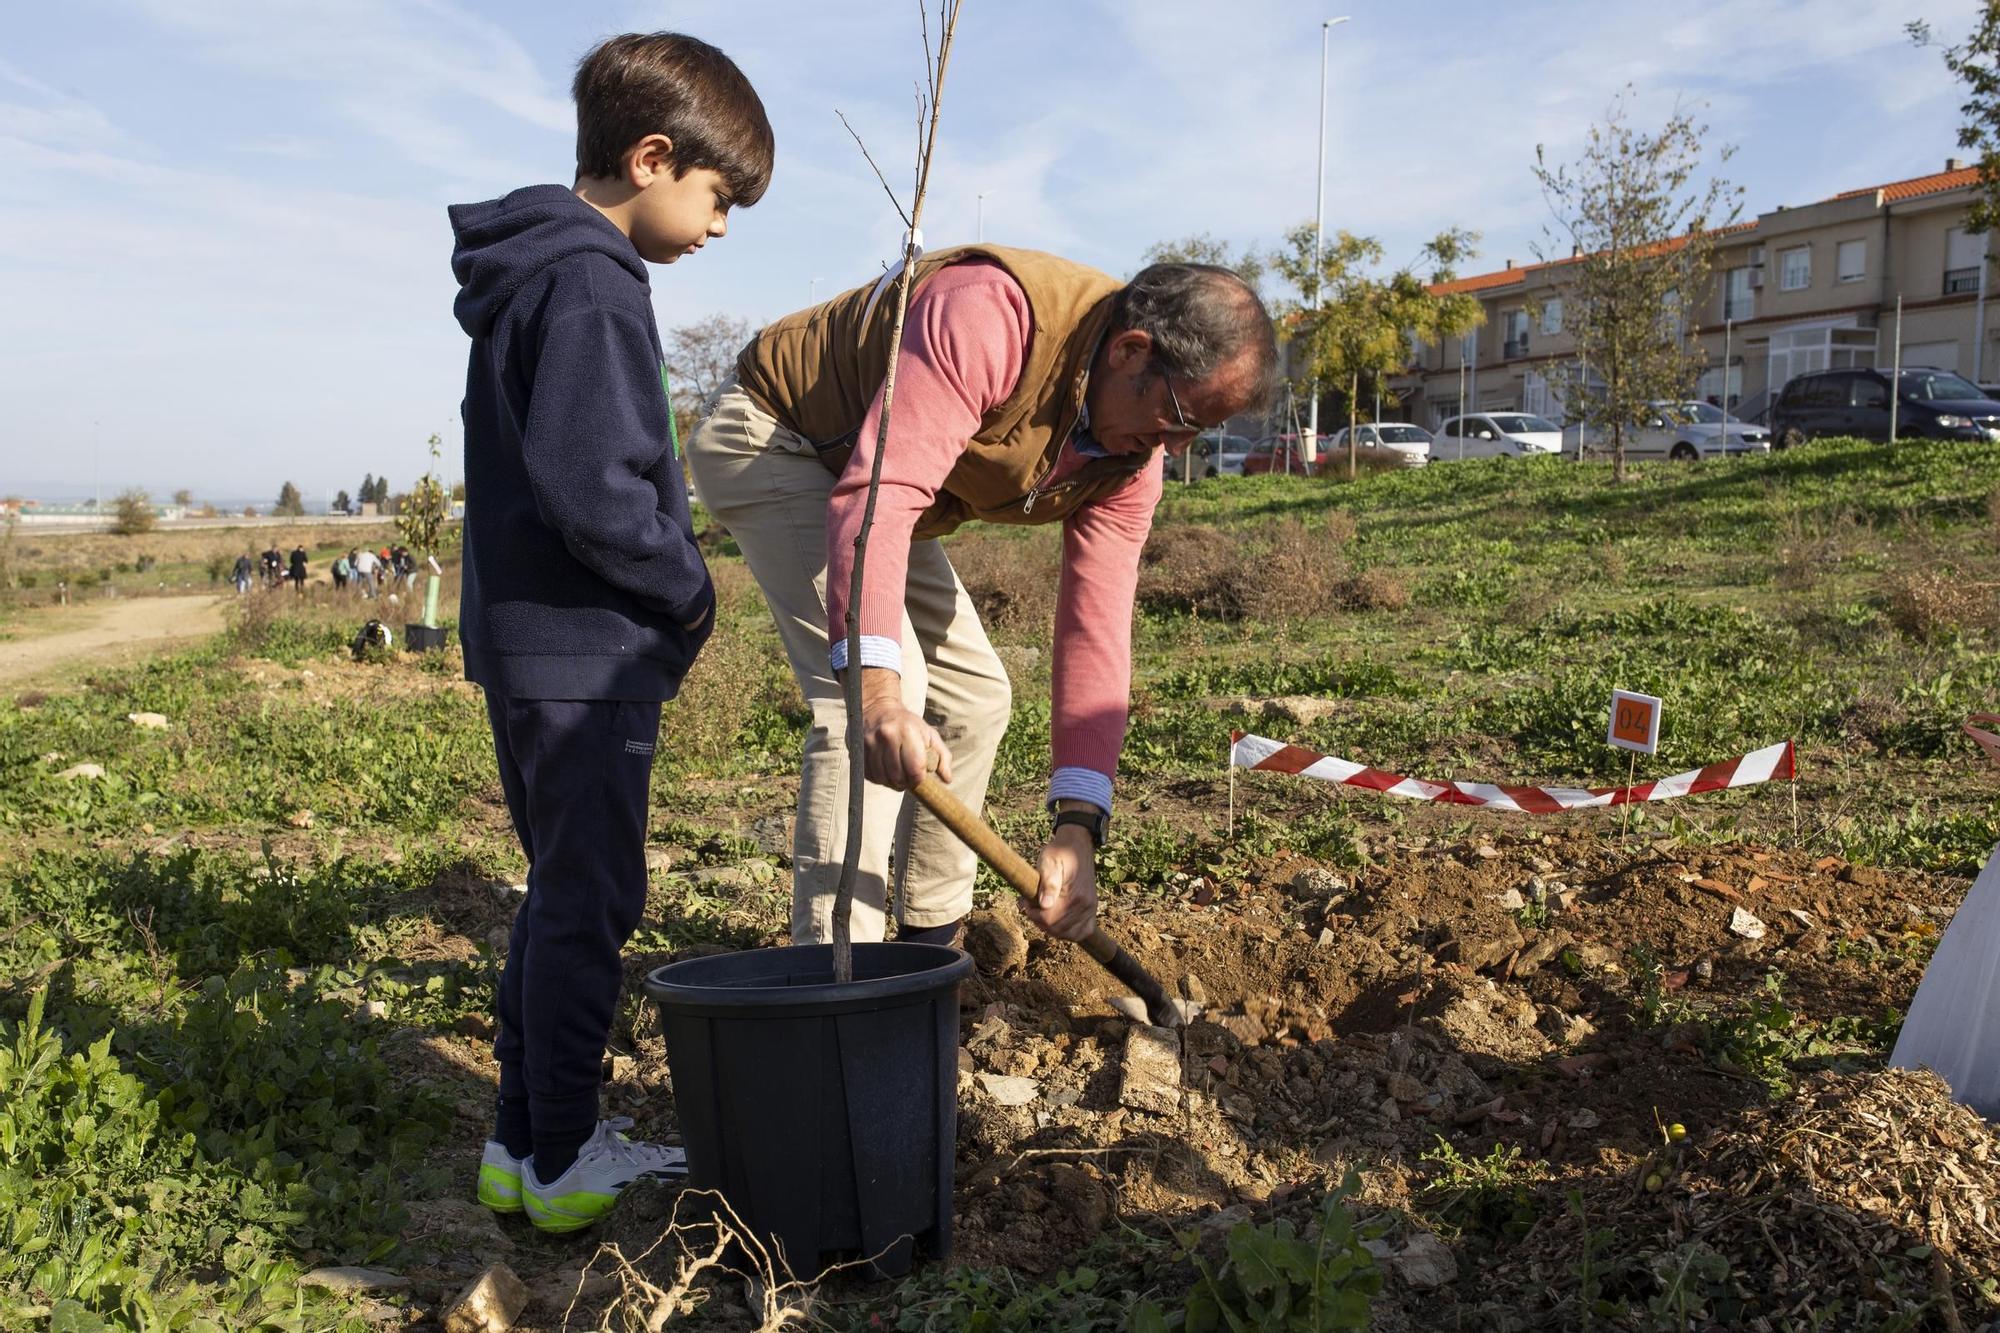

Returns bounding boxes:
[1533,93,1742,482]
[828,0,965,984]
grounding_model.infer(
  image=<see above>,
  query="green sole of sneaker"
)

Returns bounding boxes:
[478,1164,525,1213]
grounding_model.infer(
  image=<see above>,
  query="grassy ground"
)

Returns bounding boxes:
[0,521,403,612]
[1,437,1997,1328]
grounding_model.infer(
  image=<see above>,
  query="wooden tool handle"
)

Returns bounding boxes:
[911,774,1181,1027]
[912,774,1039,902]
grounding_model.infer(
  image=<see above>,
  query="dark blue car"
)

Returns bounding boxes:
[1770,367,2000,446]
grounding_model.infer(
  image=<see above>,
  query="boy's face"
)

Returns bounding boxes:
[628,138,733,264]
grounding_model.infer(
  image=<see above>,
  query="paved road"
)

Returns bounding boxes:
[0,594,228,689]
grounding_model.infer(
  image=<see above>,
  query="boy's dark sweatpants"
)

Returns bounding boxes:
[485,693,660,1159]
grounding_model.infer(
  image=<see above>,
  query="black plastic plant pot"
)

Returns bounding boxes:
[403,624,450,653]
[642,942,973,1279]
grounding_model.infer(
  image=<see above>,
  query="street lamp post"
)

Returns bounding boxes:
[1306,15,1351,469]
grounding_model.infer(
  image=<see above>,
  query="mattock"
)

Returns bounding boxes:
[911,768,1187,1028]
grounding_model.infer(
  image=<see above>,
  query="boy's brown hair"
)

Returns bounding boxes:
[572,33,774,206]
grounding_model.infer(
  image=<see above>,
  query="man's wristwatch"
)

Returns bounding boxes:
[1050,800,1108,850]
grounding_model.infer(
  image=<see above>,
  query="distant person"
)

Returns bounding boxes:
[392,545,416,590]
[231,552,252,595]
[350,545,378,598]
[449,30,769,1232]
[261,546,282,589]
[288,545,307,594]
[332,552,350,591]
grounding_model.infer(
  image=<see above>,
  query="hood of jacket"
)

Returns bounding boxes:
[448,184,646,338]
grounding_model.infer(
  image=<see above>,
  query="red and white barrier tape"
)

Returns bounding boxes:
[1229,732,1796,813]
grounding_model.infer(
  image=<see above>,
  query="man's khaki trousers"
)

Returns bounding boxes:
[685,382,1013,944]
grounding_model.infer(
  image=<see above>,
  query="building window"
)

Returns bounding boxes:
[1768,323,1877,395]
[1502,309,1528,358]
[1946,226,1984,295]
[1780,246,1811,291]
[1723,267,1754,321]
[1836,239,1866,283]
[1696,361,1743,409]
[1540,298,1562,334]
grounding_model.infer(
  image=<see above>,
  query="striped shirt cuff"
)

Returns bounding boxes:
[1048,767,1113,816]
[828,634,903,674]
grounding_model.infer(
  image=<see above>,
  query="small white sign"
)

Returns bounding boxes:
[1608,690,1662,755]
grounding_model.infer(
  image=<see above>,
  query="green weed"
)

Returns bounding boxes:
[1417,1137,1549,1240]
[1134,1171,1384,1332]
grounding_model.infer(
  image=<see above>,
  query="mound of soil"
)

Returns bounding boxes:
[412,829,1994,1329]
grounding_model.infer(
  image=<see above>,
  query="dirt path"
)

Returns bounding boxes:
[0,594,229,688]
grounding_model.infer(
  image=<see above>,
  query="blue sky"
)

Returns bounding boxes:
[0,0,1981,502]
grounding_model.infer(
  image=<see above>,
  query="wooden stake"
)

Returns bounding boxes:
[1619,751,1638,838]
[1227,745,1237,838]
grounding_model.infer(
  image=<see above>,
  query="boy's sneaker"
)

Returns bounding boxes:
[477,1116,679,1216]
[522,1119,688,1234]
[477,1139,530,1213]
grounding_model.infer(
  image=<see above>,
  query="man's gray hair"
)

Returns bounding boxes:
[1111,263,1280,411]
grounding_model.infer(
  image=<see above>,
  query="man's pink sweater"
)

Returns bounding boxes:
[825,261,1161,814]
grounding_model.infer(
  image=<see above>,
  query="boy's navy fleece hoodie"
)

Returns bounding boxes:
[449,184,714,700]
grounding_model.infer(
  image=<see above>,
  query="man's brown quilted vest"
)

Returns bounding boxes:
[734,244,1147,539]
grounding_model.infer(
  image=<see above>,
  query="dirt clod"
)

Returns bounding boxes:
[964,908,1028,977]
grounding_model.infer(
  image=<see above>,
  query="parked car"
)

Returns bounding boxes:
[1769,368,2000,447]
[1327,422,1432,468]
[1243,434,1327,476]
[1199,431,1254,476]
[1625,401,1771,461]
[1433,413,1564,460]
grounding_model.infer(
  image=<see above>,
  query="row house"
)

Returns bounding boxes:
[1389,160,1995,429]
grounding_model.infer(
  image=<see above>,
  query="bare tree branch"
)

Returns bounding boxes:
[834,110,914,230]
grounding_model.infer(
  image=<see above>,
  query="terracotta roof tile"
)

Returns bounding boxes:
[1430,163,1978,295]
[1835,165,1979,204]
[1430,222,1756,296]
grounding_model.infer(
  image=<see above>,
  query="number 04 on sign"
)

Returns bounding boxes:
[1608,690,1662,755]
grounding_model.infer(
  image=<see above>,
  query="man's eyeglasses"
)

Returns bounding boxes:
[1159,368,1212,436]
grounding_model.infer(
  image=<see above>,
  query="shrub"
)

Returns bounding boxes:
[1140,515,1357,622]
[1138,524,1246,618]
[1335,566,1408,612]
[1316,447,1409,481]
[947,531,1060,633]
[1236,517,1351,622]
[1884,567,1988,642]
[110,490,155,537]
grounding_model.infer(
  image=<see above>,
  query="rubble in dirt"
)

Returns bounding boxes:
[461,831,1994,1328]
[937,831,1993,1319]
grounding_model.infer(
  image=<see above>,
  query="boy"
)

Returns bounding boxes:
[447,31,772,1234]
